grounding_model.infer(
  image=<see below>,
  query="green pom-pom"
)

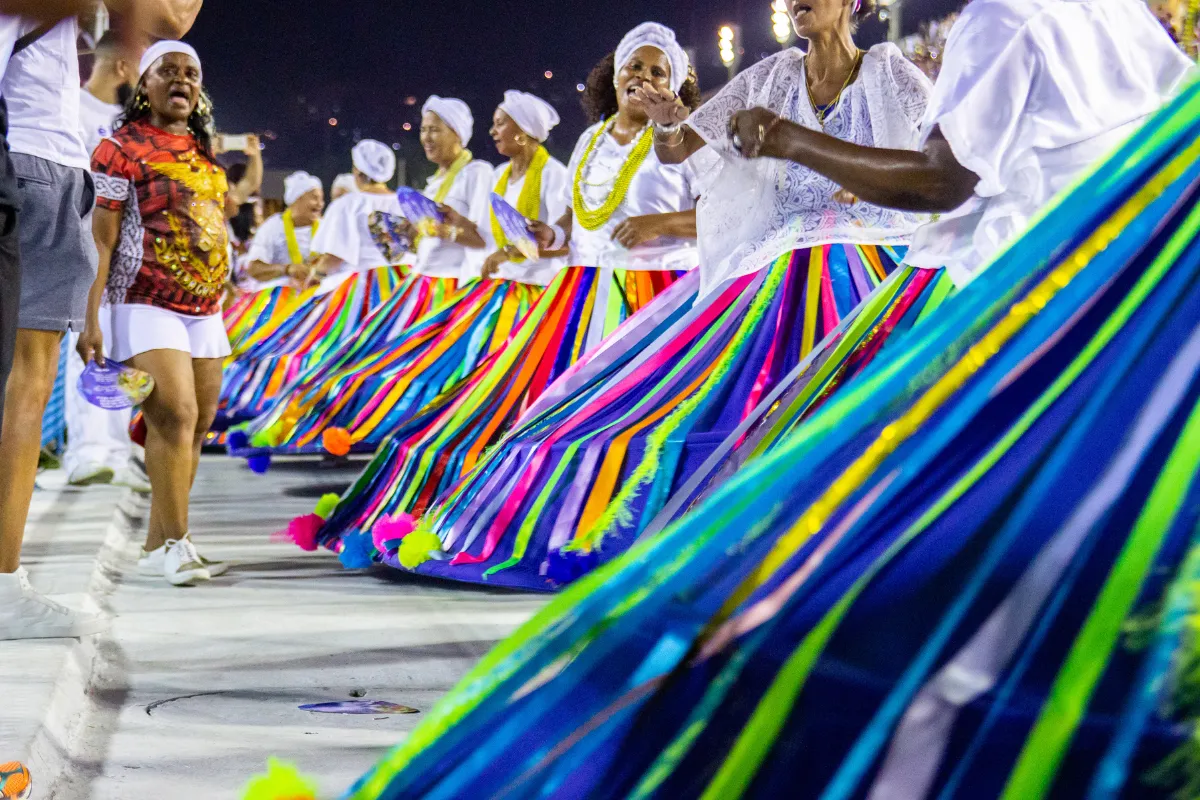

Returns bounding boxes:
[249,429,273,449]
[398,530,443,570]
[313,493,340,520]
[241,757,318,800]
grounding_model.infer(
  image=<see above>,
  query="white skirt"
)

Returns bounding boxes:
[109,303,232,363]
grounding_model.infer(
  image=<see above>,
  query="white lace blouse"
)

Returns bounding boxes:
[687,42,932,296]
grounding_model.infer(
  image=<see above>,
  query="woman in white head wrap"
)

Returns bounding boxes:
[241,171,324,291]
[380,95,495,282]
[306,139,407,290]
[292,24,711,577]
[216,139,412,431]
[470,90,570,287]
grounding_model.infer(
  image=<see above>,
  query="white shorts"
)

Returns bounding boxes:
[109,304,232,364]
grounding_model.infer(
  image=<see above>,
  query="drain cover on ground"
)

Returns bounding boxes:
[300,700,418,715]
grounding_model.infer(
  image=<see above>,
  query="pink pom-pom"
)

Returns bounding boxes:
[273,513,322,552]
[372,513,417,553]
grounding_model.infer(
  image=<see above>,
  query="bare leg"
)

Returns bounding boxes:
[0,329,63,573]
[127,349,197,553]
[190,357,223,489]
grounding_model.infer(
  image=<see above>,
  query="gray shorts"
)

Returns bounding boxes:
[13,153,97,333]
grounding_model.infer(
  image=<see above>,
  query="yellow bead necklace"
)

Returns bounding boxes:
[572,118,654,232]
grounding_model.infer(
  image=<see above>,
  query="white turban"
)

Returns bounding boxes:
[352,139,397,184]
[284,171,322,206]
[139,40,202,81]
[332,173,357,196]
[422,96,474,147]
[499,91,561,142]
[615,22,689,93]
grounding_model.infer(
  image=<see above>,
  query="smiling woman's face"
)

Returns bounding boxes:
[144,51,202,124]
[615,45,672,116]
[788,0,851,39]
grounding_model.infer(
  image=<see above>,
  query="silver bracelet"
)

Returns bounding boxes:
[549,224,566,251]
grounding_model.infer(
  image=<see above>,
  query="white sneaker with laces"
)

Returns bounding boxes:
[163,538,211,587]
[0,568,109,640]
[140,541,228,579]
[68,463,115,487]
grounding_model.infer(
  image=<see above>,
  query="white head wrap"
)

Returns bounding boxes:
[422,96,474,146]
[332,173,357,196]
[351,139,397,184]
[284,171,322,206]
[614,22,689,94]
[139,40,202,81]
[498,91,561,142]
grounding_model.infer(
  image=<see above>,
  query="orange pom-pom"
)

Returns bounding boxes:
[322,427,352,457]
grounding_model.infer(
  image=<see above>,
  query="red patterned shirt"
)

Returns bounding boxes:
[91,119,230,316]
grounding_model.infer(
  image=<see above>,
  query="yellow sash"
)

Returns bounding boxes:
[490,146,549,262]
[282,209,319,264]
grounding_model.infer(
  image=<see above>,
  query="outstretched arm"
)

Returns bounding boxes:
[104,0,203,40]
[731,108,980,214]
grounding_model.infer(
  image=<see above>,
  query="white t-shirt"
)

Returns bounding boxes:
[413,159,493,279]
[904,0,1193,286]
[1,17,89,170]
[243,212,317,290]
[310,191,411,294]
[565,122,698,272]
[78,88,122,156]
[686,43,931,295]
[465,157,570,286]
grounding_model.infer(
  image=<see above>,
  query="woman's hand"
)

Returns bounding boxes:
[612,215,662,249]
[729,107,784,159]
[527,219,556,252]
[286,262,311,286]
[437,204,469,239]
[76,319,105,367]
[481,250,510,279]
[632,84,690,128]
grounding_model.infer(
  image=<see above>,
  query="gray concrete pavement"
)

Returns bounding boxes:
[3,457,547,800]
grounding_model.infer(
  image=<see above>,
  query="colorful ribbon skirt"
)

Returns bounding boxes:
[282,265,684,560]
[335,81,1200,800]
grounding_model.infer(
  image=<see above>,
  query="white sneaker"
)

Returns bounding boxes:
[140,542,228,579]
[0,568,109,641]
[162,538,211,587]
[113,466,151,494]
[68,463,115,487]
[137,544,166,577]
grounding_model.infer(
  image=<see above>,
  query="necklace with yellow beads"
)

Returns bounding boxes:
[572,118,654,231]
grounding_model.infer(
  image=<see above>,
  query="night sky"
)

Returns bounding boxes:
[187,0,959,189]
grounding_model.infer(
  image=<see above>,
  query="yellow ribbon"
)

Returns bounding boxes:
[282,209,318,265]
[491,146,549,262]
